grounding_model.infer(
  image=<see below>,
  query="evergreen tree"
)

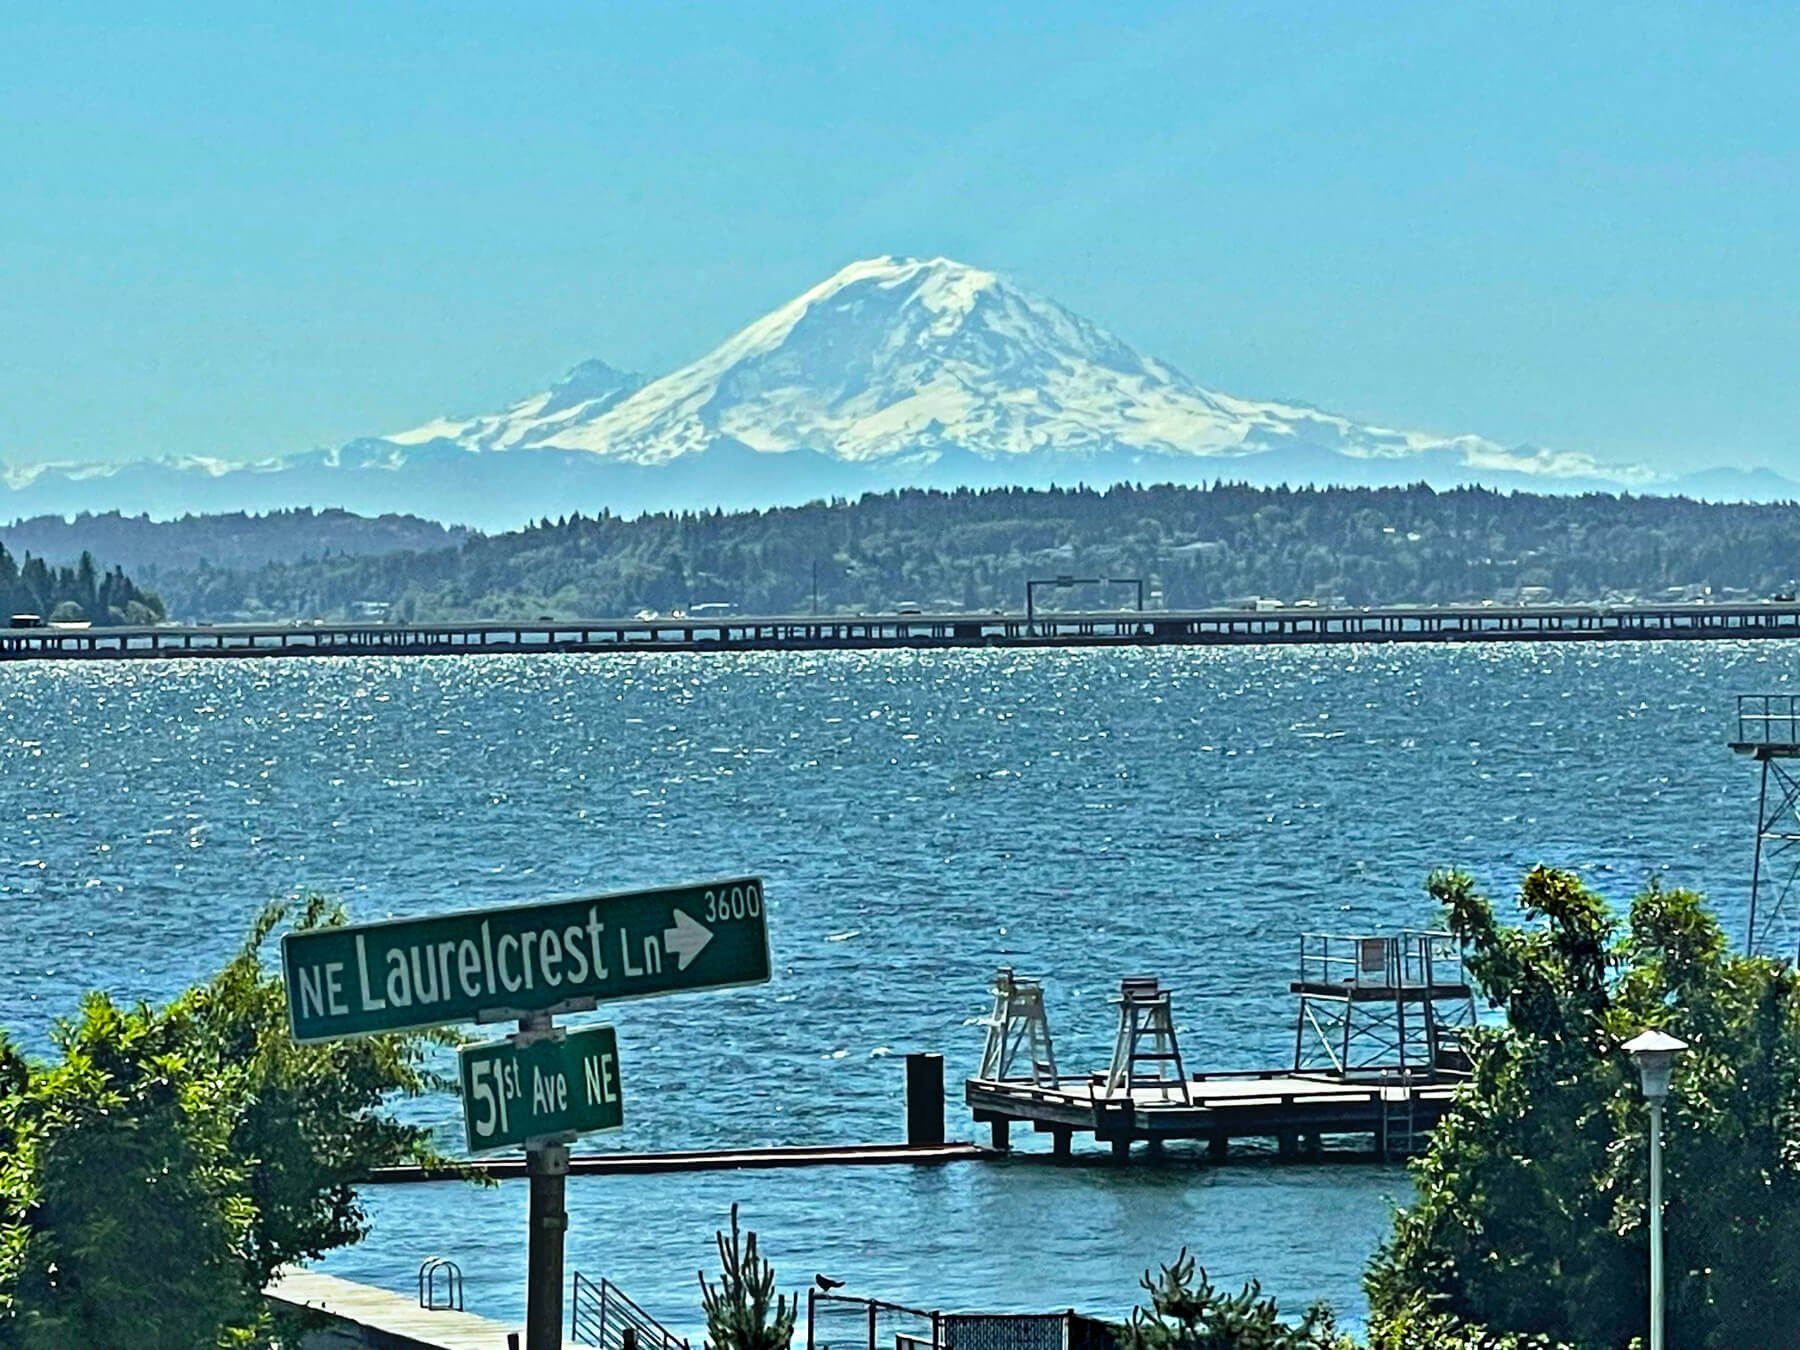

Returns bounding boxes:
[1118,1251,1352,1350]
[698,1206,796,1350]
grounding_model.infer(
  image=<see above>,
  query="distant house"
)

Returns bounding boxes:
[1164,540,1227,559]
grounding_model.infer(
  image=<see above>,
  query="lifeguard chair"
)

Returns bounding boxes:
[977,967,1059,1086]
[1102,976,1190,1102]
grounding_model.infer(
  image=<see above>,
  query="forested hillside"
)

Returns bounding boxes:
[138,483,1800,623]
[0,508,468,574]
[0,543,165,625]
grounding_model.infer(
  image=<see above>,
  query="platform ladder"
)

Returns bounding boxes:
[572,1271,689,1350]
[978,967,1059,1085]
[1378,1084,1424,1160]
[417,1257,463,1312]
[1103,977,1190,1102]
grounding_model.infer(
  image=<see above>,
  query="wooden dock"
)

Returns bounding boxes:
[265,1267,518,1349]
[365,1139,988,1184]
[966,1070,1459,1161]
[971,940,1476,1164]
[5,598,1800,662]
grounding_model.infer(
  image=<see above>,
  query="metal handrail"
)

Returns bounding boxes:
[1296,931,1465,989]
[572,1271,688,1350]
[1736,693,1800,746]
[417,1256,463,1311]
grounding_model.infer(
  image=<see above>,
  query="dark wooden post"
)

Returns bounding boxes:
[904,1053,945,1146]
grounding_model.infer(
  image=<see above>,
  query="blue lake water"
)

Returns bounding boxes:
[0,644,1787,1333]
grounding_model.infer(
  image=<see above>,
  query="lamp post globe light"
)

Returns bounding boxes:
[1623,1028,1689,1350]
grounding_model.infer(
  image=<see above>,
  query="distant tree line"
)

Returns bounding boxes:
[0,542,165,625]
[122,481,1800,622]
[0,507,468,574]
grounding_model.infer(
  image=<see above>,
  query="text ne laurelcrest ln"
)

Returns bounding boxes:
[281,878,771,1042]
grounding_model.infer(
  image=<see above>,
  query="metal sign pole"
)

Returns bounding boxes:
[520,1011,569,1350]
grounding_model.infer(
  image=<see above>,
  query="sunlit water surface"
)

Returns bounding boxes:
[1,644,1786,1331]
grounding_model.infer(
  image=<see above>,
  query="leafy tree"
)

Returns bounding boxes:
[0,897,453,1349]
[1118,1250,1352,1350]
[0,997,259,1350]
[1365,867,1800,1350]
[698,1205,796,1350]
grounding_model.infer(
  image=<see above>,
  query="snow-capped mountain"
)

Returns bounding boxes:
[1,256,1789,529]
[386,256,1657,481]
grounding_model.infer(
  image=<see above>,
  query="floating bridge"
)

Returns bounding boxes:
[7,599,1800,661]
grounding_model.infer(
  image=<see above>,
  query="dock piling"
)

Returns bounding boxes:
[905,1053,945,1146]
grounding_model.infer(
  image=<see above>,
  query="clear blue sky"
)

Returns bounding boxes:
[2,2,1796,475]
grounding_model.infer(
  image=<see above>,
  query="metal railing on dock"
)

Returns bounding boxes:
[1295,930,1465,992]
[810,1292,940,1350]
[417,1256,464,1311]
[808,1290,1115,1350]
[572,1271,689,1350]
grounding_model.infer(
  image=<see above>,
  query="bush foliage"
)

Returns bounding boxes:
[1365,868,1800,1349]
[0,898,451,1349]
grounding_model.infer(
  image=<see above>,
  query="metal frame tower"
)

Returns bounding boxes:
[1732,694,1800,960]
[1291,931,1475,1081]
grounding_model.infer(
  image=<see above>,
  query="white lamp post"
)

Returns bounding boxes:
[1623,1028,1688,1350]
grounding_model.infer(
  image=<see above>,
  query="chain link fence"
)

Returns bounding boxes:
[808,1292,1116,1350]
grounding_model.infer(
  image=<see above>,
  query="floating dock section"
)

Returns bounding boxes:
[966,935,1476,1162]
[366,1139,987,1184]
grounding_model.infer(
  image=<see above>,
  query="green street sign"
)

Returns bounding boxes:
[459,1023,623,1153]
[281,876,770,1043]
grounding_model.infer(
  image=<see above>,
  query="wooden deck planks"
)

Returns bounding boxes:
[266,1268,520,1349]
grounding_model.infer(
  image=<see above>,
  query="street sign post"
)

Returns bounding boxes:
[459,1023,623,1153]
[281,876,770,1043]
[281,875,770,1350]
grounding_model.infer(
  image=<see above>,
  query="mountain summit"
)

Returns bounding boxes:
[384,255,1655,486]
[0,255,1779,528]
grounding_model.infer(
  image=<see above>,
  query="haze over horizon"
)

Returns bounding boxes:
[3,3,1797,483]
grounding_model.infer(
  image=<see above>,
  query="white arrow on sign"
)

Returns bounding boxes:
[662,908,715,971]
